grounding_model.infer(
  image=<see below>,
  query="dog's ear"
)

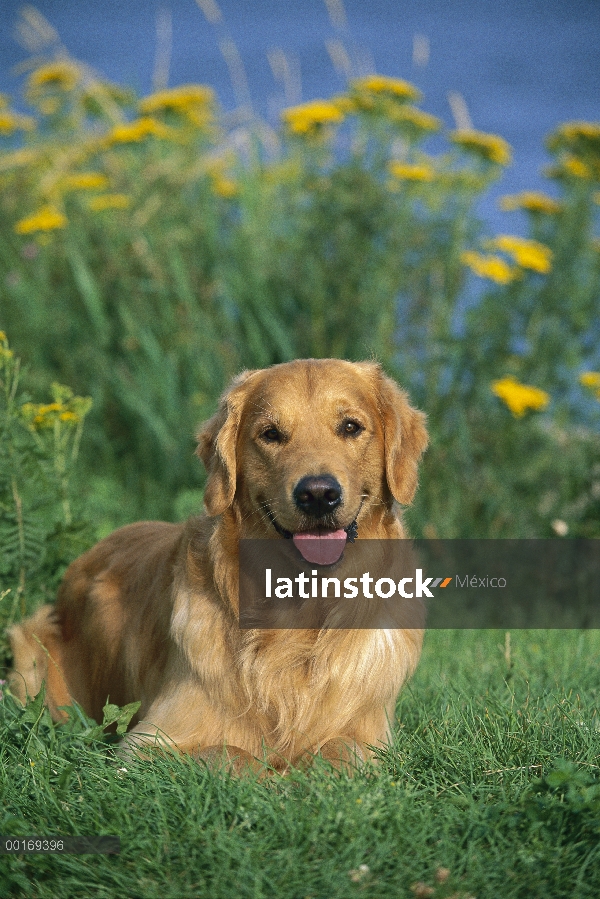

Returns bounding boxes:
[196,370,257,516]
[374,366,428,505]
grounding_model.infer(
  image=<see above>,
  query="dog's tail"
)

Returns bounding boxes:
[7,604,71,721]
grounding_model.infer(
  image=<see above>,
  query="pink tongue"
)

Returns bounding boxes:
[292,529,347,566]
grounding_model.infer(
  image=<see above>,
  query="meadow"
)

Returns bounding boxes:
[2,630,600,898]
[0,39,600,899]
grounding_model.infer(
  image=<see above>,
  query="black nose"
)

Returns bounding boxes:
[293,475,342,518]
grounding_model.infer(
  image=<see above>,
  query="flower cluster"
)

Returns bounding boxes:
[387,105,441,134]
[546,155,598,181]
[27,61,81,94]
[546,120,600,182]
[15,205,67,235]
[25,61,82,116]
[547,121,600,158]
[351,75,422,104]
[499,191,561,214]
[140,84,213,114]
[21,383,92,431]
[491,377,550,417]
[107,117,171,144]
[281,100,345,136]
[389,161,435,182]
[139,84,215,130]
[451,130,512,166]
[487,235,553,274]
[461,251,516,285]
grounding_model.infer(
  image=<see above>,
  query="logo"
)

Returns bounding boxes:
[264,569,455,599]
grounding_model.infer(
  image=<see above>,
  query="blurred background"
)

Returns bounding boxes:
[2,0,599,233]
[1,0,600,622]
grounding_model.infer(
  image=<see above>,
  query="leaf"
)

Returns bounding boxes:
[101,699,142,736]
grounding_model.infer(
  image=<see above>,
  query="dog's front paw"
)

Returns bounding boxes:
[295,737,366,773]
[192,744,268,776]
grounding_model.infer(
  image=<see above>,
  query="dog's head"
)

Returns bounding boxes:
[197,359,427,564]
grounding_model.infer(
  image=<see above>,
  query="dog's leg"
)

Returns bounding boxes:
[120,726,269,776]
[296,736,367,773]
[192,744,267,776]
[117,720,180,759]
[7,605,72,721]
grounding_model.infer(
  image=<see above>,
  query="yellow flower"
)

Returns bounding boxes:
[59,410,80,423]
[36,403,62,415]
[107,117,171,144]
[563,156,592,178]
[61,172,109,192]
[0,111,35,134]
[544,156,595,181]
[21,401,63,429]
[351,75,421,103]
[281,100,344,135]
[491,377,550,417]
[450,130,512,166]
[579,372,600,389]
[499,191,561,214]
[547,121,600,157]
[15,205,67,235]
[389,105,441,133]
[139,84,214,114]
[389,161,435,181]
[27,61,80,94]
[21,391,91,430]
[461,250,516,284]
[557,121,600,142]
[87,193,131,211]
[487,235,552,274]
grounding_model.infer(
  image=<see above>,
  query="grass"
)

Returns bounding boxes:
[2,629,600,899]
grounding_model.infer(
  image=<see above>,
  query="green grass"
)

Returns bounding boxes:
[2,629,600,899]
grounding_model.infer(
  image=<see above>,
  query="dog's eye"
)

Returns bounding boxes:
[340,419,363,437]
[260,426,282,443]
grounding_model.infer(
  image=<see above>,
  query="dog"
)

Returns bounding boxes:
[8,359,428,771]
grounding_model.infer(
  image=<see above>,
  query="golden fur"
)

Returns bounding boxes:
[8,359,428,770]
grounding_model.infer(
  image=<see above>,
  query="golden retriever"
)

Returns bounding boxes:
[8,359,427,771]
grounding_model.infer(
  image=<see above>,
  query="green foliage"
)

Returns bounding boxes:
[0,335,93,654]
[0,60,599,533]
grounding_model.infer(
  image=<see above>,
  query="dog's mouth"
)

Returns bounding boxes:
[266,506,360,567]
